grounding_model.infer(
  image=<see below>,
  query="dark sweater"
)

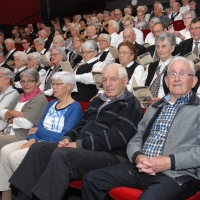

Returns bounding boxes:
[64,89,142,158]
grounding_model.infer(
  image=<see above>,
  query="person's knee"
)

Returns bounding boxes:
[51,147,77,161]
[8,150,24,171]
[82,170,99,187]
[1,144,13,158]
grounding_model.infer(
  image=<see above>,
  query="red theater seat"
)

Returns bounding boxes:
[171,20,184,27]
[141,29,151,41]
[109,187,200,200]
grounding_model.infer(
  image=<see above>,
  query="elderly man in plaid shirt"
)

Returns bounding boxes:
[82,56,200,200]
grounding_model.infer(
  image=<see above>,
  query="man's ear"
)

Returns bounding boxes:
[192,76,198,88]
[165,76,169,88]
[123,76,129,86]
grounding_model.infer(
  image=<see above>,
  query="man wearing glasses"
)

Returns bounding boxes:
[82,56,200,200]
[178,17,200,93]
[114,9,124,32]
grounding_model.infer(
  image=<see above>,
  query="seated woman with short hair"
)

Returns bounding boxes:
[0,68,48,149]
[0,71,82,200]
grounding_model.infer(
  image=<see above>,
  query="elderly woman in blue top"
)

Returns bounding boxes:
[0,71,82,200]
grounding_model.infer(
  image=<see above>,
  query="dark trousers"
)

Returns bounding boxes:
[9,142,123,200]
[82,162,200,200]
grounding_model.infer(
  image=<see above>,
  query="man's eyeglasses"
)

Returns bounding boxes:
[118,51,133,56]
[20,80,36,84]
[123,23,132,28]
[21,42,28,45]
[183,17,192,21]
[189,27,200,31]
[167,72,194,78]
[51,53,61,57]
[51,83,65,86]
[80,51,94,54]
[152,29,164,34]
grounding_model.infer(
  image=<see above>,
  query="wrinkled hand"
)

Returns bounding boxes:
[136,155,155,175]
[58,139,77,148]
[66,142,77,148]
[172,31,179,37]
[58,138,70,147]
[148,98,161,106]
[148,156,171,173]
[28,127,38,136]
[20,139,36,149]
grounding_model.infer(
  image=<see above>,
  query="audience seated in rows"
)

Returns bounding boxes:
[9,63,142,200]
[0,71,82,200]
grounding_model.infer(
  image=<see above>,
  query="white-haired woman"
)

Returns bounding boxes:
[13,51,27,93]
[72,40,103,102]
[107,20,123,48]
[27,52,46,84]
[0,71,82,200]
[40,46,66,96]
[172,10,196,41]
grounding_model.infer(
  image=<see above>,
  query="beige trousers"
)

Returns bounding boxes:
[0,132,18,150]
[0,140,29,191]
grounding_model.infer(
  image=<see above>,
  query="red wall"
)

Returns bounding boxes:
[0,0,41,25]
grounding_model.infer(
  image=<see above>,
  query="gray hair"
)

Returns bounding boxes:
[13,51,28,62]
[91,17,98,22]
[124,8,132,14]
[28,52,42,65]
[102,63,128,79]
[155,32,176,48]
[124,28,135,35]
[108,20,119,32]
[82,40,99,52]
[182,10,196,18]
[173,2,181,8]
[50,46,67,61]
[34,38,45,45]
[75,15,82,20]
[71,24,80,32]
[143,5,148,12]
[137,6,145,12]
[103,11,110,16]
[51,71,76,93]
[4,38,15,44]
[0,67,14,84]
[20,68,39,82]
[0,44,3,49]
[154,3,163,11]
[149,17,161,25]
[97,13,103,17]
[114,9,122,14]
[167,56,195,75]
[98,33,111,43]
[53,35,65,46]
[39,29,48,36]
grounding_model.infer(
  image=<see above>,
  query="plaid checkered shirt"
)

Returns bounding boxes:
[142,92,192,158]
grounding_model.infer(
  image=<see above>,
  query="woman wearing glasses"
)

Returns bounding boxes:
[118,41,144,91]
[26,52,46,84]
[0,68,48,150]
[21,36,35,54]
[172,10,196,42]
[40,46,66,96]
[67,34,86,69]
[0,71,82,200]
[72,40,102,102]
